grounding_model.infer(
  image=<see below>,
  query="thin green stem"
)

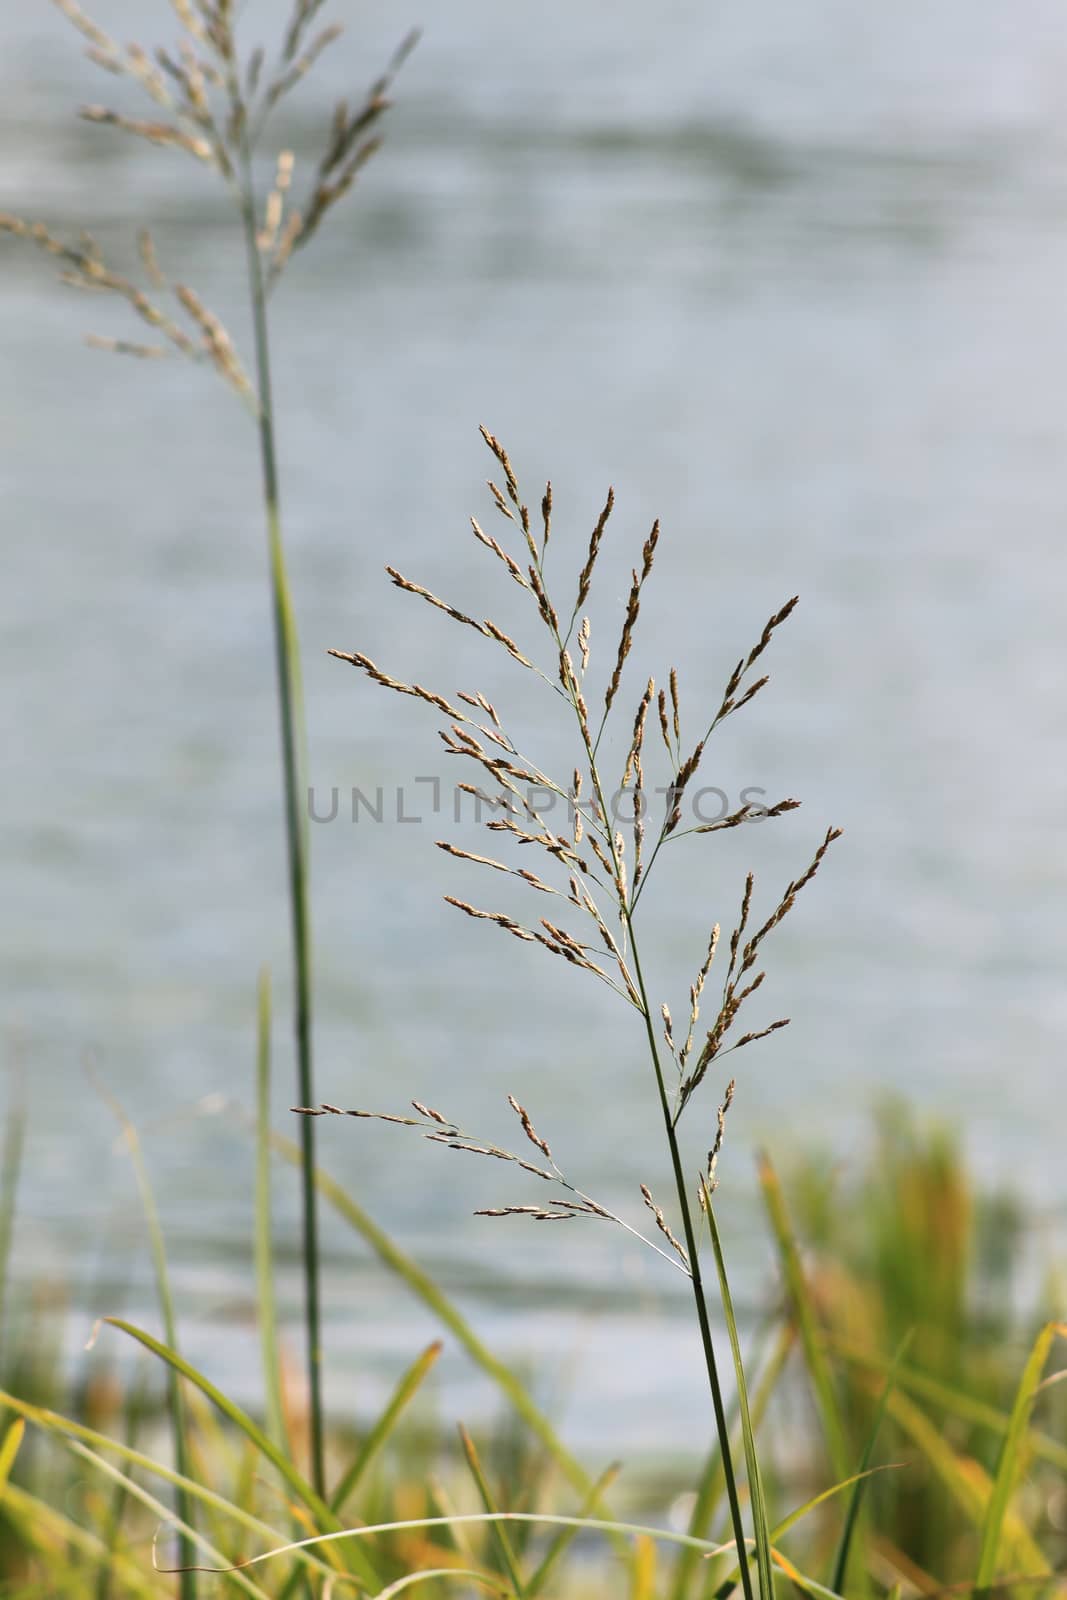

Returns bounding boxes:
[237,133,325,1497]
[545,614,757,1597]
[622,913,756,1600]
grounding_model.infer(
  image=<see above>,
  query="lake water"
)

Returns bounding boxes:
[3,0,1066,1458]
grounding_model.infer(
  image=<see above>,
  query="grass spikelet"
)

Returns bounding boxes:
[640,1186,690,1272]
[478,424,520,508]
[265,23,344,111]
[175,282,254,396]
[79,106,216,167]
[603,535,655,716]
[578,616,590,672]
[679,923,719,1070]
[258,150,295,253]
[472,517,529,587]
[575,486,614,613]
[657,687,671,754]
[703,1079,735,1198]
[508,1096,553,1162]
[623,678,654,790]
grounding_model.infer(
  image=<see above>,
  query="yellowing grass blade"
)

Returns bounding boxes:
[975,1321,1067,1590]
[887,1387,1048,1576]
[0,1415,25,1495]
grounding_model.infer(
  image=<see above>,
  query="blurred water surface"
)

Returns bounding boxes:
[3,1,1067,1454]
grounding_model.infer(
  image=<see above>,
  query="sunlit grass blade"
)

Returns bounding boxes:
[93,1078,196,1600]
[631,1533,657,1599]
[459,1423,526,1597]
[886,1388,1048,1576]
[975,1321,1066,1592]
[0,1071,26,1349]
[332,1341,443,1515]
[372,1572,511,1599]
[703,1184,774,1600]
[757,1152,849,1481]
[0,1477,160,1600]
[62,1435,276,1600]
[0,1414,25,1491]
[147,1509,735,1578]
[254,967,288,1456]
[0,1389,343,1589]
[830,1329,914,1597]
[96,1318,382,1589]
[524,1461,621,1598]
[269,1127,607,1508]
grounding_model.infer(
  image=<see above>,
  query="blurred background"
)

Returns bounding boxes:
[2,0,1066,1461]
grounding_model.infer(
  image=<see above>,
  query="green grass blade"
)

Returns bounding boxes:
[704,1186,774,1600]
[670,1322,793,1600]
[975,1320,1066,1591]
[524,1460,621,1598]
[331,1340,443,1514]
[269,1127,606,1507]
[459,1423,527,1597]
[254,967,287,1455]
[236,116,325,1499]
[97,1317,382,1590]
[830,1329,913,1597]
[757,1151,849,1481]
[94,1080,196,1600]
[0,1071,26,1349]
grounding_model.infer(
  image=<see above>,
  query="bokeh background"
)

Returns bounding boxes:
[3,0,1066,1460]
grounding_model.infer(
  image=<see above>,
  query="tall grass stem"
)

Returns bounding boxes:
[237,135,324,1497]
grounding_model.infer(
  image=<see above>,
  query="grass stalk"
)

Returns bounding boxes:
[704,1190,775,1600]
[236,131,324,1498]
[253,968,287,1456]
[559,634,757,1598]
[624,916,756,1600]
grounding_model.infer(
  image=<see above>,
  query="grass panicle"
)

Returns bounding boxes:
[314,429,841,1594]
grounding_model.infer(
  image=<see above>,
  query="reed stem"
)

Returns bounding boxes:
[237,135,325,1498]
